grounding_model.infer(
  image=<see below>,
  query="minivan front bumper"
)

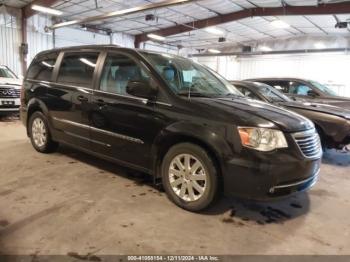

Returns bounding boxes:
[222,149,321,200]
[268,170,319,196]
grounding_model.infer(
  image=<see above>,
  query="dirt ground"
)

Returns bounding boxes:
[0,118,349,256]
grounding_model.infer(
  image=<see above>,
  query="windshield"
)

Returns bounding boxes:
[310,81,337,96]
[0,66,17,79]
[141,52,243,97]
[253,82,291,102]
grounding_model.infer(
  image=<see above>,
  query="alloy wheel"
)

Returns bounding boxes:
[168,153,207,202]
[32,118,47,148]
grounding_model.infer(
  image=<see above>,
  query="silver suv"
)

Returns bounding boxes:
[0,65,21,116]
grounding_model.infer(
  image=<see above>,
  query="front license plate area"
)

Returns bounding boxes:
[1,101,15,106]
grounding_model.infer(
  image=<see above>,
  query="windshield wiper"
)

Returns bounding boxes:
[177,91,213,98]
[225,93,243,98]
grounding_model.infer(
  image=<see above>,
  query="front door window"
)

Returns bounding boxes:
[100,54,150,96]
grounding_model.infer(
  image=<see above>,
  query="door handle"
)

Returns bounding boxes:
[77,95,88,102]
[95,99,106,106]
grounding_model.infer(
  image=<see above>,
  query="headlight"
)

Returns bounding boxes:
[238,127,288,151]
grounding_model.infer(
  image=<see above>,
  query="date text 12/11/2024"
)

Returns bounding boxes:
[127,256,220,261]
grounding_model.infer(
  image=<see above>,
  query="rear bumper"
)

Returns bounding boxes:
[222,148,321,200]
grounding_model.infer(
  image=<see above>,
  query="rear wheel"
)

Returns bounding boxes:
[161,143,218,212]
[29,112,58,153]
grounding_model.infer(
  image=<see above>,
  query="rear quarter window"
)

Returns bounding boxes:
[57,52,99,88]
[26,53,58,81]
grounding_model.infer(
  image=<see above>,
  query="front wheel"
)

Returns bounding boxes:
[161,143,218,212]
[29,112,58,153]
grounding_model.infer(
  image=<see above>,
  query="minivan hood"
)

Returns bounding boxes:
[279,101,350,119]
[0,77,22,87]
[192,97,313,132]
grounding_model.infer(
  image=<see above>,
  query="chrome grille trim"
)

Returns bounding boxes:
[269,169,319,193]
[0,86,20,98]
[292,128,322,159]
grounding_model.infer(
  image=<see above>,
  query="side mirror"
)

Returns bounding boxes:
[307,90,318,97]
[126,81,157,99]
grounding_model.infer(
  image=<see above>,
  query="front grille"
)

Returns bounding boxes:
[292,129,322,158]
[0,87,20,98]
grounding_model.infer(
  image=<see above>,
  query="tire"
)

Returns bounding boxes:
[315,126,326,152]
[28,111,58,153]
[161,143,218,212]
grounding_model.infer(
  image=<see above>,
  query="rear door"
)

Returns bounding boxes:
[90,51,162,170]
[49,51,101,149]
[23,52,59,115]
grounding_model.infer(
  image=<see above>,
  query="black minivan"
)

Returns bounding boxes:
[21,45,322,211]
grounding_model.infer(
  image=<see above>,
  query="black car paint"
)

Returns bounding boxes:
[232,80,350,149]
[247,77,350,109]
[21,45,321,200]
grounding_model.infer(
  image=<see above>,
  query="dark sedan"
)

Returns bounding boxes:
[232,80,350,150]
[246,77,350,109]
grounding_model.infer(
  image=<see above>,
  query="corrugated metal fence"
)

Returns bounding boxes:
[198,53,350,97]
[1,8,137,77]
[27,15,53,67]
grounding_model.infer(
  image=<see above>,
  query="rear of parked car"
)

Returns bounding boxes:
[21,46,322,211]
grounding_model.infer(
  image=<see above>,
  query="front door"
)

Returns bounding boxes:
[90,52,161,170]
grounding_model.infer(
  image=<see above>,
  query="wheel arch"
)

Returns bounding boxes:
[26,99,50,134]
[151,124,231,181]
